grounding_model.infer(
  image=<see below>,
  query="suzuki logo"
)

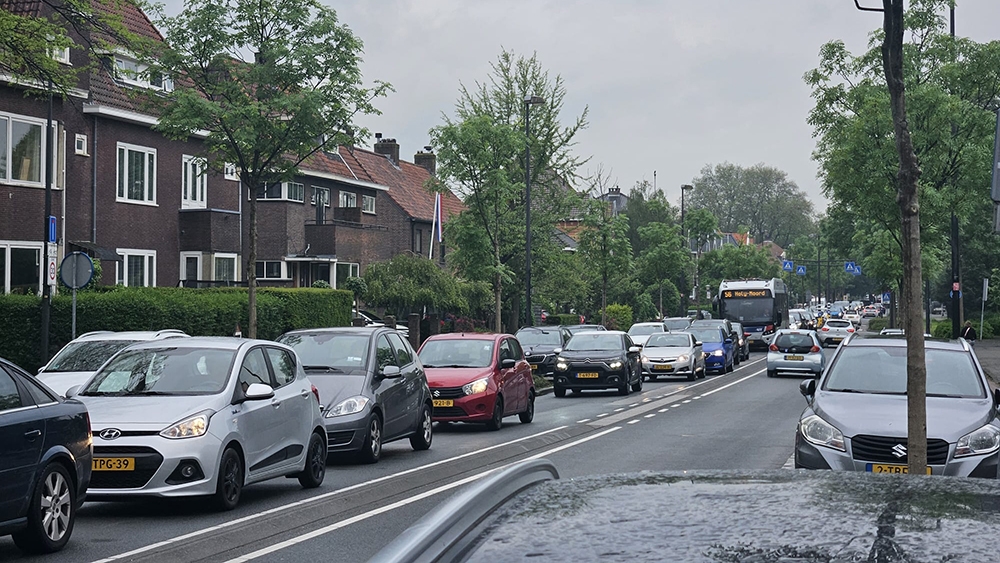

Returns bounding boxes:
[99,428,122,440]
[891,444,907,458]
[433,390,441,398]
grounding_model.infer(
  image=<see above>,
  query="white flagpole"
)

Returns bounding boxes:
[428,192,439,259]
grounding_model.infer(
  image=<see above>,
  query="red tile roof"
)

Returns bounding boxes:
[300,148,376,184]
[92,0,163,42]
[346,148,464,222]
[1,0,41,17]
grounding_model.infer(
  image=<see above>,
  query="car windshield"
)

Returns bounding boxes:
[419,339,494,368]
[276,333,369,371]
[81,347,234,396]
[628,325,664,336]
[663,319,691,331]
[515,329,561,346]
[774,333,816,352]
[688,329,723,343]
[566,325,603,334]
[824,347,985,397]
[44,340,140,372]
[564,333,623,352]
[645,334,691,348]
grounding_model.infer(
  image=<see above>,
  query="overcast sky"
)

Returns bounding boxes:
[160,1,1000,210]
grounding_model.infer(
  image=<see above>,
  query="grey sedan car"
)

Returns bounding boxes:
[796,334,1000,477]
[767,330,824,378]
[817,318,855,347]
[640,332,705,381]
[276,327,433,464]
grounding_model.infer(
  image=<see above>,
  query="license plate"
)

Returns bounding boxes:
[577,372,599,378]
[432,399,453,407]
[785,355,804,361]
[866,463,932,475]
[530,364,539,371]
[93,457,135,471]
[832,338,843,342]
[653,364,672,371]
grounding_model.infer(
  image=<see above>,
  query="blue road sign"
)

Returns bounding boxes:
[853,266,862,276]
[796,265,807,276]
[48,216,56,243]
[845,261,856,274]
[782,260,794,272]
[882,291,891,302]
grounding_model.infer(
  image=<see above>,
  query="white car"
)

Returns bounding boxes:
[37,330,189,396]
[627,322,669,347]
[844,311,861,327]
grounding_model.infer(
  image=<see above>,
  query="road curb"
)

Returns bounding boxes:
[535,385,554,396]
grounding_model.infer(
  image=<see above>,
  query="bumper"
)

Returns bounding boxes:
[641,360,695,376]
[554,369,628,390]
[323,410,371,453]
[704,353,727,371]
[767,352,823,375]
[88,433,224,499]
[430,391,497,423]
[818,334,848,346]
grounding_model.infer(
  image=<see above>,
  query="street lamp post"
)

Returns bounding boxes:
[680,184,694,315]
[524,95,544,327]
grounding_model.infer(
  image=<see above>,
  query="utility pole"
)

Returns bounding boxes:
[949,6,962,339]
[40,80,54,366]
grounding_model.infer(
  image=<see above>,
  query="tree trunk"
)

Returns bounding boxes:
[248,183,259,339]
[882,0,927,473]
[601,271,608,327]
[658,282,663,318]
[494,244,502,333]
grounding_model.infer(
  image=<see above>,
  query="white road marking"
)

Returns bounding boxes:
[597,413,608,417]
[783,453,796,469]
[644,414,656,418]
[614,408,625,412]
[658,408,669,413]
[682,400,691,404]
[629,403,639,407]
[90,425,571,563]
[693,396,701,400]
[221,427,624,563]
[671,404,681,408]
[699,369,764,397]
[628,419,640,424]
[577,419,590,423]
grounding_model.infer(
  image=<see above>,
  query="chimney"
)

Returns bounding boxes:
[373,134,399,165]
[414,145,436,176]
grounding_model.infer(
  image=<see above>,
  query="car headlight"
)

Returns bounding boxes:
[677,354,688,363]
[608,360,623,369]
[641,355,649,363]
[955,424,1000,457]
[712,349,724,357]
[325,395,370,418]
[160,411,211,439]
[738,339,744,346]
[556,362,568,371]
[462,378,490,396]
[799,414,845,451]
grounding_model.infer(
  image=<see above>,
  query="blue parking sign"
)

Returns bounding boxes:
[782,260,794,272]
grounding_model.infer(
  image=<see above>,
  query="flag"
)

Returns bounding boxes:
[434,192,443,242]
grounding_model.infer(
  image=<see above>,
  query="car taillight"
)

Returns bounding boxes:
[847,328,855,333]
[768,344,778,352]
[821,327,829,331]
[764,324,775,335]
[810,345,820,353]
[311,384,321,404]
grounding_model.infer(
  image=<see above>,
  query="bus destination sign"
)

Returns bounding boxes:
[722,289,771,299]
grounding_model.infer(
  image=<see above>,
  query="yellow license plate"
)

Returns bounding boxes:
[785,355,804,361]
[653,364,672,371]
[867,463,932,475]
[577,372,599,378]
[93,457,135,471]
[530,364,539,371]
[432,399,453,407]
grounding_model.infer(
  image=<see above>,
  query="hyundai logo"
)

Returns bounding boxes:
[433,390,441,398]
[891,444,907,459]
[100,428,122,440]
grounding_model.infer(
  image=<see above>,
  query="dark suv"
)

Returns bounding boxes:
[516,326,571,378]
[1,358,91,553]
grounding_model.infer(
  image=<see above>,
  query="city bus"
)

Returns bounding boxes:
[716,278,789,349]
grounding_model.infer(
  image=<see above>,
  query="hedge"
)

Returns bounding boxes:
[602,304,633,332]
[866,318,888,333]
[0,286,352,374]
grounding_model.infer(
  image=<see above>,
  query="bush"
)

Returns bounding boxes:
[602,304,633,331]
[867,318,888,333]
[556,313,580,326]
[932,320,952,338]
[311,280,331,288]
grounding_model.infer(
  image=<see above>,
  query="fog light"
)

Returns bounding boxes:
[166,459,205,484]
[181,464,196,478]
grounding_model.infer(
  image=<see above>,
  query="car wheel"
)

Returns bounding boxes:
[554,385,566,398]
[486,396,504,431]
[726,358,735,373]
[519,391,535,424]
[698,366,707,379]
[630,368,643,392]
[297,432,327,489]
[213,447,243,511]
[11,462,75,554]
[687,368,697,381]
[767,369,777,378]
[617,377,630,396]
[358,414,382,464]
[409,404,433,450]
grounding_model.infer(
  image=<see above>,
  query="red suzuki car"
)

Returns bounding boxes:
[417,333,535,431]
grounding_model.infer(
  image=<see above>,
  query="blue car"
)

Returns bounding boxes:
[685,327,734,374]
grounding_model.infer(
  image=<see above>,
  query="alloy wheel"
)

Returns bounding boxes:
[369,418,382,458]
[40,471,71,542]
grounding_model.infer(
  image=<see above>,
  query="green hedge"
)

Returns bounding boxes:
[603,304,633,332]
[0,286,352,373]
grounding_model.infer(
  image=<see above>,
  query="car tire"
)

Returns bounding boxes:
[486,396,504,431]
[630,368,643,393]
[409,404,433,450]
[519,391,535,424]
[687,368,697,381]
[297,432,327,489]
[213,447,243,511]
[11,462,75,554]
[554,385,566,398]
[767,369,777,378]
[617,377,630,396]
[726,358,734,373]
[358,414,382,464]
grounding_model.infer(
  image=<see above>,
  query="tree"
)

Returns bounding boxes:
[362,254,471,316]
[149,0,389,338]
[684,207,719,313]
[623,180,676,256]
[698,244,781,299]
[636,222,687,317]
[578,174,633,327]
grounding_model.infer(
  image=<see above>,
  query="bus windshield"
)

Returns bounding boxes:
[721,298,775,324]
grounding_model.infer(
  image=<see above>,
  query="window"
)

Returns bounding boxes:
[415,229,423,254]
[255,261,286,279]
[0,112,49,186]
[375,335,396,371]
[312,186,330,207]
[75,134,88,156]
[224,163,239,181]
[339,191,356,208]
[50,40,71,65]
[214,253,237,282]
[499,339,513,362]
[114,55,173,92]
[334,262,359,289]
[117,142,156,204]
[0,370,22,411]
[362,194,375,214]
[387,333,413,366]
[238,348,271,392]
[181,155,207,209]
[0,244,43,295]
[180,252,201,281]
[257,181,303,202]
[116,249,156,287]
[266,348,296,387]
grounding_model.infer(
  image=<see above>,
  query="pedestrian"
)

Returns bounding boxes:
[961,321,977,346]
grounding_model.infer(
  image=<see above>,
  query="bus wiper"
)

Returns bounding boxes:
[303,365,343,373]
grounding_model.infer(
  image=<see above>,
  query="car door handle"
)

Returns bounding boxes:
[24,429,41,440]
[271,399,281,408]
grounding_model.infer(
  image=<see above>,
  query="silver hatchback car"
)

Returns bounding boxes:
[766,330,825,378]
[73,337,327,510]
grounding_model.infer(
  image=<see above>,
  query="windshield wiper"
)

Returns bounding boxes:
[303,365,344,373]
[131,391,175,396]
[828,388,866,393]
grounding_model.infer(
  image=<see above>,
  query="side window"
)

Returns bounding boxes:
[22,375,57,405]
[0,370,23,411]
[387,334,413,366]
[266,348,296,387]
[508,338,524,360]
[375,335,397,372]
[238,348,271,391]
[498,339,512,362]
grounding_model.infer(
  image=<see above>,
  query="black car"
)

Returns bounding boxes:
[515,326,571,378]
[731,322,751,361]
[690,319,741,365]
[563,324,606,335]
[552,331,642,397]
[0,358,91,554]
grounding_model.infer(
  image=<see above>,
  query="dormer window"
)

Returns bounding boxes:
[48,35,71,65]
[114,55,173,92]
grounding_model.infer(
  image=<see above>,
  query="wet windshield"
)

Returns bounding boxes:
[81,347,234,396]
[824,347,985,397]
[419,339,494,368]
[628,325,664,336]
[645,334,691,348]
[276,333,370,372]
[45,340,140,372]
[515,329,561,346]
[565,333,623,352]
[688,329,723,343]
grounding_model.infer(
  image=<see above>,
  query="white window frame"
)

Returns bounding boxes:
[224,163,239,181]
[116,248,156,287]
[312,186,330,207]
[333,262,360,289]
[0,111,51,187]
[255,260,288,280]
[339,190,357,208]
[213,253,238,282]
[0,241,44,295]
[52,45,71,65]
[180,252,201,281]
[114,55,173,92]
[257,181,304,202]
[181,155,207,209]
[116,142,156,205]
[362,194,375,214]
[74,134,88,156]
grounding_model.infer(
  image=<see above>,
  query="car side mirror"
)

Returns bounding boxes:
[993,388,1000,408]
[245,383,274,401]
[628,346,641,353]
[800,379,816,400]
[64,385,81,398]
[694,341,702,347]
[553,348,562,354]
[381,365,403,378]
[501,358,516,369]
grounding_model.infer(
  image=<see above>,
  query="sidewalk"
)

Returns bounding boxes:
[973,339,1000,391]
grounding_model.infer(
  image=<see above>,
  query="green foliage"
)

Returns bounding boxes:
[311,280,331,288]
[867,318,888,333]
[636,222,688,316]
[685,208,719,252]
[362,254,470,317]
[556,313,580,325]
[579,177,634,322]
[698,244,782,294]
[631,293,659,324]
[0,287,351,373]
[601,304,633,332]
[931,320,952,338]
[341,276,366,305]
[625,180,677,255]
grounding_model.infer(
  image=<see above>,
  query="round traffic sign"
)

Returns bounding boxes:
[60,252,94,289]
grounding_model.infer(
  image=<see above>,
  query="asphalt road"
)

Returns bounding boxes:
[1,350,809,563]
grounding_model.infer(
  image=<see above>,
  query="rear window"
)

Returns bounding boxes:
[45,340,140,372]
[628,325,664,336]
[774,333,815,350]
[825,320,851,328]
[824,347,985,398]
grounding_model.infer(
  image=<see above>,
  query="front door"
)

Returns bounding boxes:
[263,347,310,471]
[233,347,282,478]
[0,369,43,522]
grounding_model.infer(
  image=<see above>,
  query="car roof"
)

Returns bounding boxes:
[280,326,385,336]
[517,326,563,333]
[630,322,665,327]
[425,332,504,341]
[69,329,189,342]
[571,330,625,336]
[846,333,966,351]
[123,336,275,351]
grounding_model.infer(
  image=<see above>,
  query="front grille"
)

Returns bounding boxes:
[430,387,465,400]
[645,357,678,363]
[526,354,548,364]
[432,406,467,418]
[851,435,950,465]
[92,446,163,489]
[327,431,355,447]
